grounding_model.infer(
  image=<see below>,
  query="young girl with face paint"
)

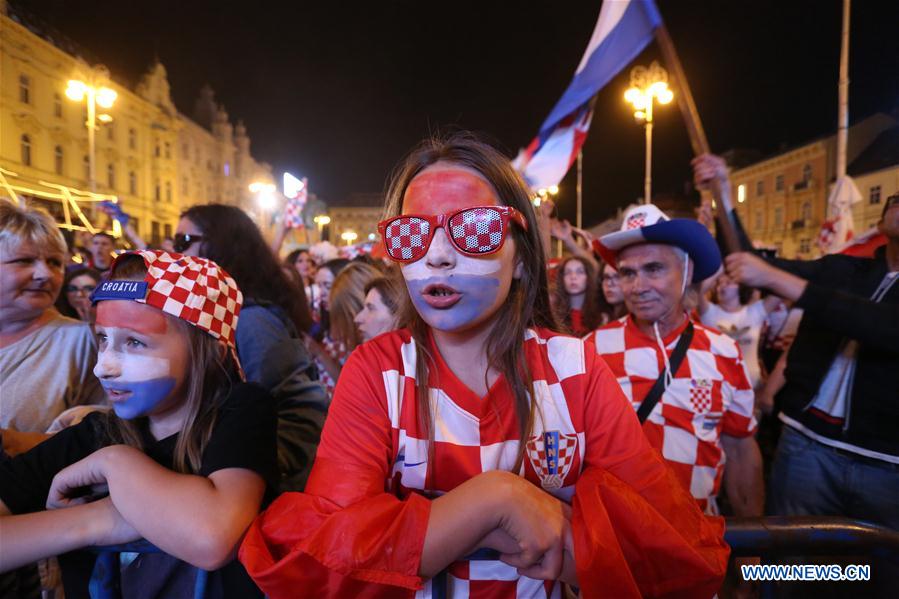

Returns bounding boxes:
[0,251,278,599]
[240,135,728,598]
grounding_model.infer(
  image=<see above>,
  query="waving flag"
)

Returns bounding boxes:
[283,173,308,229]
[514,0,662,190]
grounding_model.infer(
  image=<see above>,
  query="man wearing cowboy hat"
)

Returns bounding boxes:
[586,204,763,518]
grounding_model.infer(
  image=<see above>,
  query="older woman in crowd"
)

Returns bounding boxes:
[0,202,104,455]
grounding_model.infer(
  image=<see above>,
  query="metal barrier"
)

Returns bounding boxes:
[724,516,899,561]
[88,517,898,599]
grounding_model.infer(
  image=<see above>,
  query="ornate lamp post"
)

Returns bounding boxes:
[624,61,673,204]
[65,65,117,193]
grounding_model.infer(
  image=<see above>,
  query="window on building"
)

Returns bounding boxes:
[737,184,746,203]
[53,93,63,118]
[801,201,811,221]
[223,161,230,177]
[54,146,64,175]
[151,221,161,246]
[754,210,763,231]
[164,142,171,159]
[756,180,764,196]
[107,123,115,141]
[129,171,137,195]
[155,182,161,202]
[83,155,90,181]
[155,141,160,158]
[129,128,137,150]
[107,163,116,189]
[19,74,30,104]
[774,206,783,227]
[20,135,31,166]
[802,164,812,182]
[775,174,784,192]
[799,238,811,254]
[165,181,172,202]
[131,217,140,236]
[869,185,882,204]
[163,223,173,239]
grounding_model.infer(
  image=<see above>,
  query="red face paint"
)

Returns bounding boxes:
[402,165,499,215]
[96,300,169,335]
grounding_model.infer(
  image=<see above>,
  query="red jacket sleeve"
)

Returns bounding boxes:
[239,346,430,598]
[572,346,729,598]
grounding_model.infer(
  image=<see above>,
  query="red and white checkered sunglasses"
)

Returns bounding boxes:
[378,205,528,263]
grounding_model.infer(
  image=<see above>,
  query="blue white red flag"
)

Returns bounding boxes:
[513,0,662,190]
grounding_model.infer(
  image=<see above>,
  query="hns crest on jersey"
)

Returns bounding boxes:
[526,430,578,490]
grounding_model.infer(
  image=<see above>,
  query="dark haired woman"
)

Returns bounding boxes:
[55,266,102,325]
[239,134,727,597]
[175,204,326,492]
[552,256,602,336]
[285,248,320,321]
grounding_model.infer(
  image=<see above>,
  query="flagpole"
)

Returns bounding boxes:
[576,150,583,229]
[836,0,851,179]
[654,24,741,254]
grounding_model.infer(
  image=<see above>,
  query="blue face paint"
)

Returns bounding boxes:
[406,274,500,332]
[100,377,177,419]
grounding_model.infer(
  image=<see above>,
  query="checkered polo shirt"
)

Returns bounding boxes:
[585,315,757,510]
[306,327,649,598]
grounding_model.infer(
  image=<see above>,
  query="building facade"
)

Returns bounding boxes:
[728,114,895,258]
[0,3,272,246]
[327,192,385,246]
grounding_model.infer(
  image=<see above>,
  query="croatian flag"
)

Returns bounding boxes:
[513,0,662,190]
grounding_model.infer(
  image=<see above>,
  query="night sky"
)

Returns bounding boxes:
[16,0,899,227]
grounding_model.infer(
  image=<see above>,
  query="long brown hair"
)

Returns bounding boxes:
[100,255,236,473]
[329,261,381,351]
[553,256,602,334]
[383,133,555,477]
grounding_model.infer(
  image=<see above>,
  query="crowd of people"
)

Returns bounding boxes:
[0,134,896,599]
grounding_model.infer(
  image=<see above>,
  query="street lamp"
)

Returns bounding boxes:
[532,184,560,207]
[340,230,358,246]
[624,61,673,205]
[313,214,330,242]
[65,65,117,193]
[249,181,277,235]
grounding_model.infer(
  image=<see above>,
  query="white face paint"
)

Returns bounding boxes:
[94,301,189,420]
[399,164,520,334]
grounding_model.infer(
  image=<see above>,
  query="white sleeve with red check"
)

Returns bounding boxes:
[587,316,757,510]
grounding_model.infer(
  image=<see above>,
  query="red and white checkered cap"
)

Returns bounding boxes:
[99,250,243,352]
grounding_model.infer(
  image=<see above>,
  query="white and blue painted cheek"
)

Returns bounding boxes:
[406,274,501,331]
[401,252,509,332]
[93,342,177,420]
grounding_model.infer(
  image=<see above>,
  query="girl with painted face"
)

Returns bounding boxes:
[552,256,603,336]
[0,251,278,599]
[239,135,728,598]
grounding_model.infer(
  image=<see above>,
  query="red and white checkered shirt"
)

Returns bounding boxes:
[585,315,757,510]
[308,327,652,598]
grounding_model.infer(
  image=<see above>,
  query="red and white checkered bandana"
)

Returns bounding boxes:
[95,250,243,353]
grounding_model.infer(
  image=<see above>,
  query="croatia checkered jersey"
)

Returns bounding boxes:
[240,328,729,599]
[585,315,757,509]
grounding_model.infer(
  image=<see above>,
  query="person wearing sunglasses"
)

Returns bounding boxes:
[173,204,326,494]
[240,134,728,598]
[55,266,101,325]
